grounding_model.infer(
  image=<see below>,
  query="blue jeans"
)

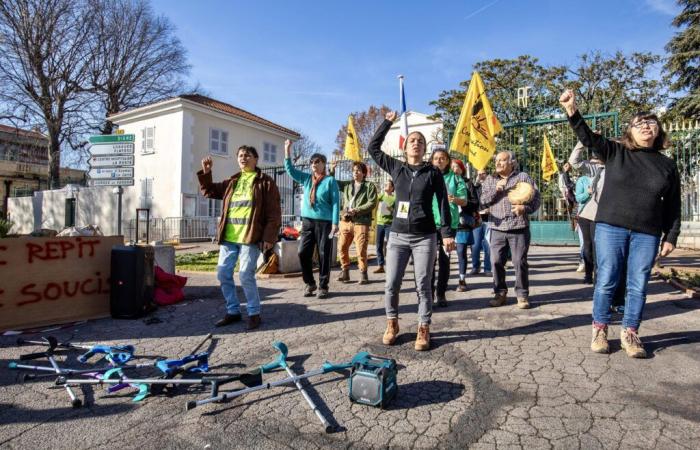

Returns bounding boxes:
[592,223,660,330]
[217,242,262,316]
[471,222,491,272]
[376,224,391,266]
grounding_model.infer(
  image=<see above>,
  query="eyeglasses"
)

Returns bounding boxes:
[310,159,323,165]
[631,119,658,129]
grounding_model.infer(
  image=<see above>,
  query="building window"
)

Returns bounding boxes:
[210,128,228,155]
[12,186,34,197]
[141,126,155,154]
[140,178,153,209]
[208,199,222,217]
[263,142,277,163]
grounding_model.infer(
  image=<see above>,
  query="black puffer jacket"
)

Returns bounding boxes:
[367,120,453,238]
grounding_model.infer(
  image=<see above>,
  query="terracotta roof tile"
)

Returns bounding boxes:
[180,94,300,138]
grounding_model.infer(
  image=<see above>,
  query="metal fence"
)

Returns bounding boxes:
[665,119,700,221]
[122,216,218,243]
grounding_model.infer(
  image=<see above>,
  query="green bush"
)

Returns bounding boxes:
[0,219,14,238]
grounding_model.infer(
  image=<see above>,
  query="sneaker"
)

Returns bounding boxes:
[468,269,479,275]
[591,325,609,354]
[382,318,399,345]
[317,288,329,299]
[303,284,317,297]
[576,262,585,273]
[215,313,242,327]
[620,328,647,358]
[456,279,467,292]
[414,324,430,351]
[246,314,261,330]
[583,275,594,285]
[373,265,385,274]
[484,271,492,277]
[489,292,507,307]
[516,297,531,309]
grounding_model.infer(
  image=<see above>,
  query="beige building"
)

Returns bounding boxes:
[0,124,85,218]
[108,94,300,221]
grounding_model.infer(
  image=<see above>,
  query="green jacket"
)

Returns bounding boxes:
[432,169,467,230]
[334,176,378,225]
[376,192,395,225]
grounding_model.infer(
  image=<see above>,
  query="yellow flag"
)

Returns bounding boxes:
[344,115,362,162]
[449,71,502,170]
[541,133,559,182]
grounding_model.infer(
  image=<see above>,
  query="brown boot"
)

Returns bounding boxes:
[382,318,399,345]
[358,271,369,285]
[489,292,507,307]
[373,265,385,274]
[414,324,430,351]
[336,268,350,283]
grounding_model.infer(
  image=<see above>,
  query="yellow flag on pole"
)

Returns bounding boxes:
[344,115,362,162]
[541,133,559,182]
[449,71,502,170]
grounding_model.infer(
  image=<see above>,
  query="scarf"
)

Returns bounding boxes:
[309,173,326,208]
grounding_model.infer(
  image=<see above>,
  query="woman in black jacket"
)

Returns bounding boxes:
[367,111,455,351]
[560,89,681,359]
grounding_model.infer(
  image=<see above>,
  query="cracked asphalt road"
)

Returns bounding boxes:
[1,246,699,449]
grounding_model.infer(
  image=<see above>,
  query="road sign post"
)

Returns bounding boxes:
[87,134,136,236]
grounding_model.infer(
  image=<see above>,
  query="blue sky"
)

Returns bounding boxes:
[152,0,682,155]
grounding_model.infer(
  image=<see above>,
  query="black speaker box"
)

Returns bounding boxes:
[110,245,155,319]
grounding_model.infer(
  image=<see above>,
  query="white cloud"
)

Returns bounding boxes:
[644,0,680,16]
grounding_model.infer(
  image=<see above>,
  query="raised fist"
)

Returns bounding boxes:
[284,139,292,158]
[559,89,577,115]
[385,111,398,122]
[201,156,213,173]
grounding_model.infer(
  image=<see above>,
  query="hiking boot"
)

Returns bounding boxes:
[382,318,399,345]
[435,294,448,307]
[414,324,430,351]
[358,271,369,285]
[489,292,507,307]
[303,284,317,297]
[336,269,350,283]
[215,313,242,327]
[517,297,531,309]
[456,279,467,292]
[317,288,329,299]
[620,328,647,358]
[246,314,261,330]
[590,324,609,354]
[373,265,385,274]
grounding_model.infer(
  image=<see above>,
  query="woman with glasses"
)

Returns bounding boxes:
[560,89,681,359]
[367,111,455,351]
[284,140,340,299]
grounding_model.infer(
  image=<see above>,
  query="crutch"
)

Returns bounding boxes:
[17,336,135,364]
[268,341,335,433]
[185,344,362,413]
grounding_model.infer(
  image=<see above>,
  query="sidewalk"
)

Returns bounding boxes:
[1,246,699,449]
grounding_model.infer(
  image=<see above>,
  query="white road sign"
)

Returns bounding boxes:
[89,143,135,156]
[88,155,134,167]
[88,179,135,187]
[88,167,134,179]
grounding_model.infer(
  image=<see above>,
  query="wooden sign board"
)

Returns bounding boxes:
[0,236,123,331]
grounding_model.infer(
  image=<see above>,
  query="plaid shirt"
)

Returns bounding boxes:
[480,171,541,231]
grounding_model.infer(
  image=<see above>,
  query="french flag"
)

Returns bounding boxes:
[398,75,408,149]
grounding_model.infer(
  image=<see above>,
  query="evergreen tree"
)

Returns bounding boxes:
[664,0,700,118]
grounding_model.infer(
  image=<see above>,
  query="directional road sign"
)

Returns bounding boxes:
[89,134,135,144]
[89,142,134,156]
[88,179,135,187]
[88,155,134,167]
[87,167,134,179]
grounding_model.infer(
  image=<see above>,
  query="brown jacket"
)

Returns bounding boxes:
[197,168,281,245]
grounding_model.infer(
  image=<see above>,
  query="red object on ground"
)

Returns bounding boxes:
[153,266,188,306]
[282,226,300,240]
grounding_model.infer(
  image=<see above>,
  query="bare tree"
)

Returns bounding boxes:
[0,0,95,188]
[88,0,190,134]
[290,130,322,164]
[334,105,392,159]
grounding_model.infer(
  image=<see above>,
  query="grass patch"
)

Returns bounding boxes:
[670,268,700,289]
[175,251,218,272]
